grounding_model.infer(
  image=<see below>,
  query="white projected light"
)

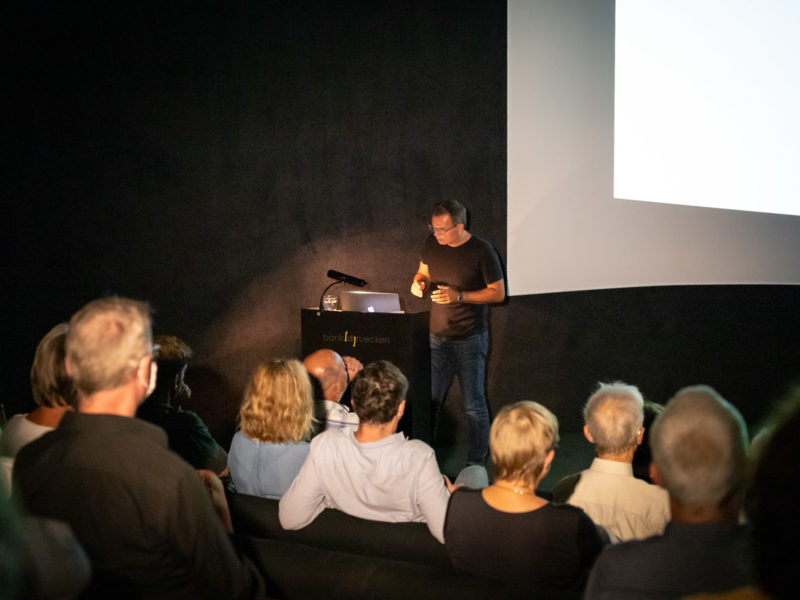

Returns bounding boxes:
[614,0,800,217]
[507,0,800,296]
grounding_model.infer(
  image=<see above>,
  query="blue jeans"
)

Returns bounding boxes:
[430,331,490,465]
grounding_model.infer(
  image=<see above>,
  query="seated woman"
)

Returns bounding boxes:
[1,323,75,459]
[444,401,605,590]
[229,359,315,499]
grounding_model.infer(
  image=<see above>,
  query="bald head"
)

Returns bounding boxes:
[303,349,348,403]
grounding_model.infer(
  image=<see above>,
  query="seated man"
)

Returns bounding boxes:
[303,348,362,432]
[137,335,228,474]
[13,297,263,599]
[279,360,460,543]
[560,382,669,542]
[585,385,754,599]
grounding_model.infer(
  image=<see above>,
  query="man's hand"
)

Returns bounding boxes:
[197,469,234,533]
[410,279,427,298]
[443,474,463,494]
[432,284,458,304]
[341,355,363,381]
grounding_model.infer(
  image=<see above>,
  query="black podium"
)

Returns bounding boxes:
[300,309,431,442]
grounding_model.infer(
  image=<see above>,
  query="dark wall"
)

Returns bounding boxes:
[4,1,798,446]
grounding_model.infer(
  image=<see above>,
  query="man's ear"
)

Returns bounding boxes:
[636,427,645,446]
[64,357,73,377]
[583,425,595,444]
[396,399,406,420]
[137,354,151,384]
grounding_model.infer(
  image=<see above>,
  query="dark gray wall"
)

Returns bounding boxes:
[4,1,798,447]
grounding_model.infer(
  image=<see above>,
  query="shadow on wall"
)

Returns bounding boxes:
[190,229,425,442]
[184,366,239,451]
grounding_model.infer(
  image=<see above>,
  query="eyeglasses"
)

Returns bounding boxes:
[428,223,457,235]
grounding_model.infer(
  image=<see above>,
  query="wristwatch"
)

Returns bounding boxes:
[457,291,464,303]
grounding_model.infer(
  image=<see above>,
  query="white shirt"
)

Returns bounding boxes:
[567,457,670,543]
[279,429,450,542]
[0,414,54,458]
[321,401,359,432]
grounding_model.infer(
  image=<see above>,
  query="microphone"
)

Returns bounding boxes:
[327,269,367,288]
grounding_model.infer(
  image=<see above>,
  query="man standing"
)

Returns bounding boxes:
[14,297,264,599]
[410,200,504,465]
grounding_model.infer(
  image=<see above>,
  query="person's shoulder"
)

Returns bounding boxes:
[401,436,436,456]
[2,413,29,432]
[171,407,203,423]
[596,531,665,567]
[309,427,348,449]
[14,421,66,464]
[450,486,482,502]
[229,430,249,449]
[546,499,591,516]
[466,233,497,250]
[630,476,670,499]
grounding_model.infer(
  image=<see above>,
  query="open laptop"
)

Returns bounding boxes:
[340,291,402,313]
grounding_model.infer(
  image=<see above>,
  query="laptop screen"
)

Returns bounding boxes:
[339,291,402,313]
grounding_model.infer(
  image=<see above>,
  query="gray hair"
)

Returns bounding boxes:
[651,385,748,508]
[583,382,644,455]
[66,297,153,395]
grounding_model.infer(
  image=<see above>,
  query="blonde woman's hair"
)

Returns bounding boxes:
[490,401,559,489]
[66,297,152,396]
[30,323,75,408]
[239,359,314,443]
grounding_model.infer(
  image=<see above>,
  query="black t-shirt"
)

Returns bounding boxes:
[13,412,263,600]
[444,488,605,590]
[420,234,503,337]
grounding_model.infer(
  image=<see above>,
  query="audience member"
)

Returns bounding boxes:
[303,348,362,432]
[558,382,669,542]
[632,399,664,482]
[228,359,315,499]
[684,389,800,600]
[1,324,76,459]
[1,478,91,600]
[136,335,228,474]
[585,385,753,599]
[279,360,467,543]
[744,388,800,600]
[444,400,604,589]
[13,297,264,599]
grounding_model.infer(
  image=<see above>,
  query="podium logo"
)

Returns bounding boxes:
[321,330,391,348]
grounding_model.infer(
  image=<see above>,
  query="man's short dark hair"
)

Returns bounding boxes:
[350,361,408,424]
[150,335,193,405]
[432,200,467,226]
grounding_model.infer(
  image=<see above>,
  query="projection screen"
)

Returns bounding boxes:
[507,0,800,296]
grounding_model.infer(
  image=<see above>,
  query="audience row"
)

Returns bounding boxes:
[0,295,797,600]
